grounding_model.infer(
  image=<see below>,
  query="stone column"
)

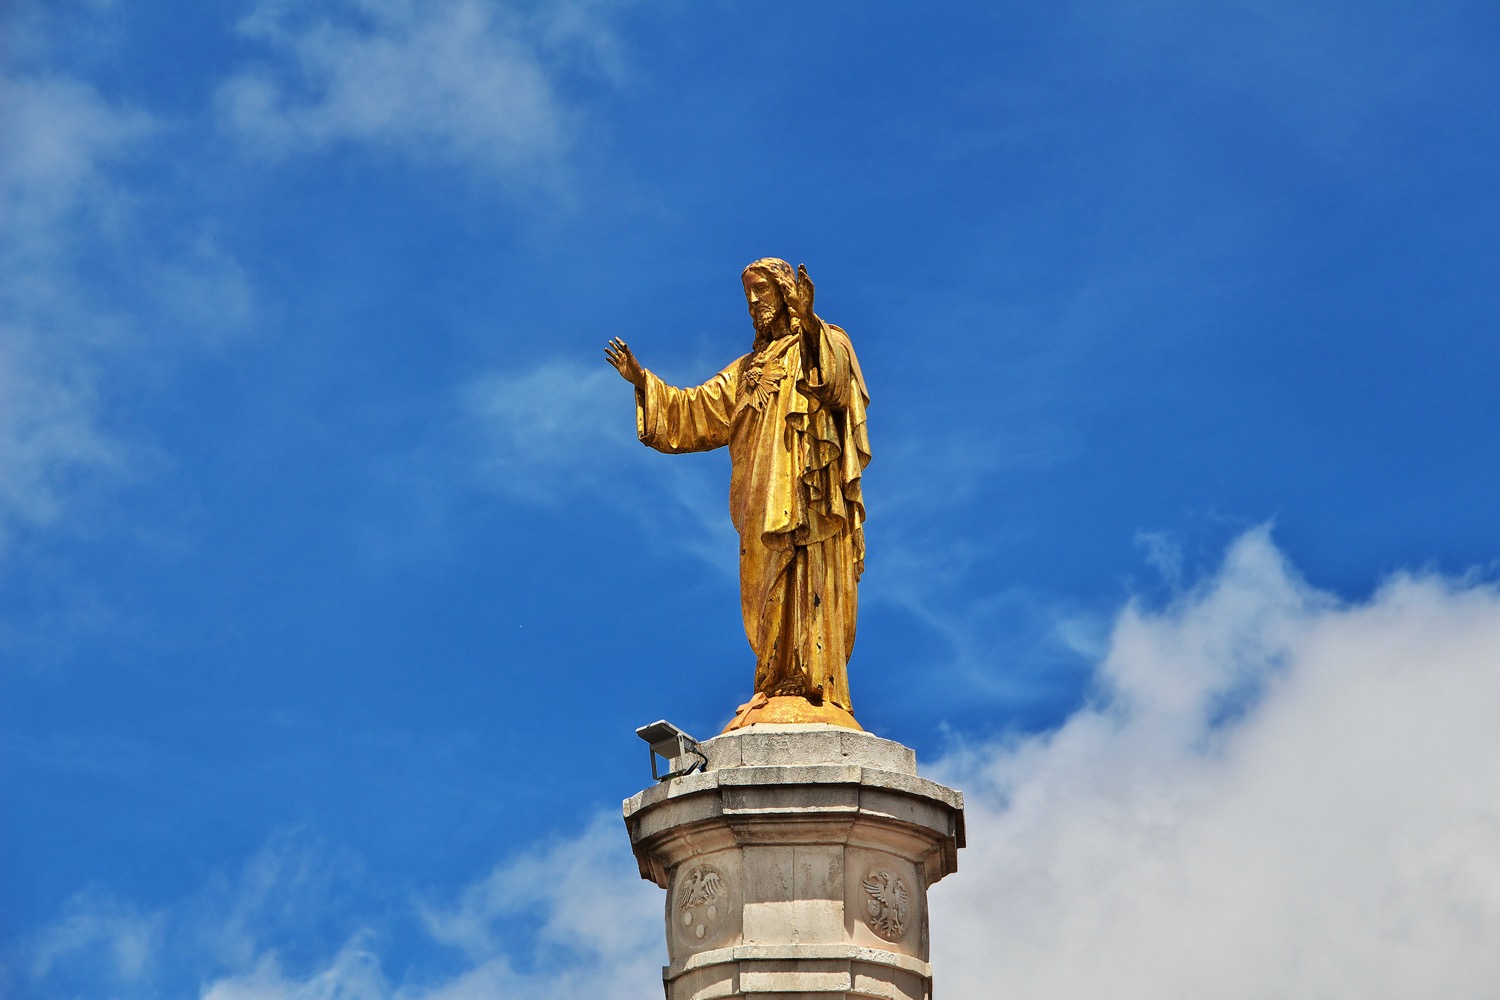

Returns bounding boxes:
[623,725,965,1000]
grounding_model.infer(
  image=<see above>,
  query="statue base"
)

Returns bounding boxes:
[723,694,862,732]
[623,724,965,999]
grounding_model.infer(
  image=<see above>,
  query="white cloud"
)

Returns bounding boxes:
[411,814,663,999]
[217,0,621,180]
[419,815,659,966]
[931,528,1500,999]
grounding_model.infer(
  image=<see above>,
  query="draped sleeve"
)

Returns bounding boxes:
[802,321,858,411]
[636,360,742,454]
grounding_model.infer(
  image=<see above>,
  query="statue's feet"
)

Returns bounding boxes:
[721,694,861,733]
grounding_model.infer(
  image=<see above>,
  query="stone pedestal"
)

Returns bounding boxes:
[623,725,965,1000]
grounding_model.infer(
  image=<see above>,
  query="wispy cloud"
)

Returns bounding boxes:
[461,356,737,574]
[867,528,1106,707]
[0,66,254,552]
[0,73,153,540]
[217,0,623,182]
[16,818,661,1000]
[858,426,1104,711]
[932,528,1500,998]
[26,889,163,987]
[462,360,627,501]
[1,74,155,255]
[200,941,389,1000]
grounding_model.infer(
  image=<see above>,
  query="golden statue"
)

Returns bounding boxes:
[606,259,870,731]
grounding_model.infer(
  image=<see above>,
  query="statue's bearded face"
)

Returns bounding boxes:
[742,270,785,334]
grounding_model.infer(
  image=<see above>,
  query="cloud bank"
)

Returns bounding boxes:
[932,528,1500,998]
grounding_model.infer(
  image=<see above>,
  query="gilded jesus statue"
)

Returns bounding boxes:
[605,259,870,731]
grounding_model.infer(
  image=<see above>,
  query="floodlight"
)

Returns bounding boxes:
[636,720,707,781]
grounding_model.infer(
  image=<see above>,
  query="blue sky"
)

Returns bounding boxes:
[3,2,1499,998]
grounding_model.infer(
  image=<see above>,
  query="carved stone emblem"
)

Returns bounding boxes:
[676,864,727,943]
[861,869,910,941]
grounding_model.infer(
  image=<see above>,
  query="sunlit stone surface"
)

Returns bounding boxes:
[624,725,965,999]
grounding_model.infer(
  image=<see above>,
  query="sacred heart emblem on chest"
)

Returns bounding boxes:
[743,357,787,411]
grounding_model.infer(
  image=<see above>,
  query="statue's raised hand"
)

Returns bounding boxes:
[605,337,647,389]
[792,264,822,373]
[791,264,817,332]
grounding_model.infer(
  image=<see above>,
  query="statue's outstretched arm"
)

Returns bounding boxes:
[634,357,740,455]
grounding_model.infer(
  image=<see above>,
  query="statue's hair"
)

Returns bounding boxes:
[743,257,797,297]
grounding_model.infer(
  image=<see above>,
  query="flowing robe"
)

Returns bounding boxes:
[635,322,871,711]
